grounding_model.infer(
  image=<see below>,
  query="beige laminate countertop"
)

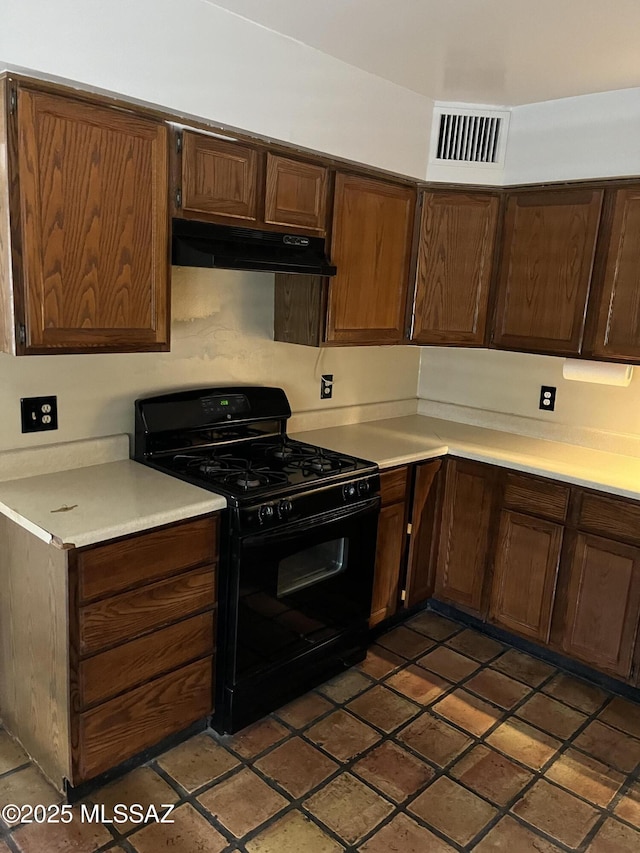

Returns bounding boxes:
[0,459,226,548]
[292,415,640,501]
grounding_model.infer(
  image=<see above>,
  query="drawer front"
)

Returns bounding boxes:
[380,467,409,506]
[78,515,218,602]
[578,492,640,546]
[503,473,570,522]
[79,612,214,708]
[79,566,215,656]
[75,657,212,783]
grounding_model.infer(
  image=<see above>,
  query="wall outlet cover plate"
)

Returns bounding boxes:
[21,396,58,432]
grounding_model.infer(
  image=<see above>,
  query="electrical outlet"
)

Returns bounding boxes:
[21,396,58,433]
[320,375,333,400]
[539,385,556,412]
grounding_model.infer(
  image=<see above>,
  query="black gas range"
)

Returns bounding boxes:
[134,386,380,732]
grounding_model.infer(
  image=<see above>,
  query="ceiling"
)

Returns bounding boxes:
[209,0,640,106]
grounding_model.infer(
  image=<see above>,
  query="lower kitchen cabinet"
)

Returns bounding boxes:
[370,468,409,627]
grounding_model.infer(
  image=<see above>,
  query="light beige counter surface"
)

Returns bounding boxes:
[0,459,226,548]
[293,415,640,501]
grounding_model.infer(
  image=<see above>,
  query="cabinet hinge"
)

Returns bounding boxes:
[8,87,17,115]
[400,589,407,602]
[17,324,26,345]
[175,188,182,209]
[175,132,182,154]
[407,522,413,535]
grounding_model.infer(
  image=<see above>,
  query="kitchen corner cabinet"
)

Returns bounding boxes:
[0,81,170,354]
[370,468,410,626]
[492,188,603,356]
[412,191,500,346]
[175,130,329,235]
[0,514,218,792]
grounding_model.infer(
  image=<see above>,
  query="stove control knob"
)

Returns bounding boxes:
[277,499,293,520]
[358,480,371,497]
[258,504,274,524]
[342,482,357,501]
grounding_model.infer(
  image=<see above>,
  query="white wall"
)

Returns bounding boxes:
[0,0,433,179]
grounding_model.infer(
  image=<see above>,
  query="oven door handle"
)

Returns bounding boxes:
[242,496,380,545]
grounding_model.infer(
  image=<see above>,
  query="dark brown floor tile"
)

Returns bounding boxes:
[599,695,640,739]
[12,805,111,853]
[0,767,60,824]
[517,692,587,739]
[377,626,436,659]
[446,628,504,662]
[512,778,599,847]
[306,710,380,762]
[197,767,287,837]
[225,717,288,759]
[254,736,338,798]
[474,815,563,852]
[157,732,240,793]
[450,744,533,806]
[487,718,561,770]
[91,766,179,833]
[357,645,405,679]
[546,747,624,807]
[574,720,640,772]
[347,685,420,732]
[491,649,556,687]
[432,689,502,736]
[615,781,640,827]
[359,812,457,853]
[317,669,373,703]
[465,668,532,710]
[406,611,461,641]
[408,775,497,846]
[0,731,29,774]
[385,664,450,705]
[304,773,393,845]
[129,803,227,853]
[542,673,608,714]
[397,711,472,767]
[417,645,480,682]
[352,741,434,802]
[587,818,640,852]
[275,692,333,729]
[245,810,343,853]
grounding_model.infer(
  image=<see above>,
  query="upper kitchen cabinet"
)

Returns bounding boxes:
[584,186,640,362]
[176,130,329,235]
[326,173,416,345]
[0,81,170,355]
[412,191,500,346]
[492,188,603,356]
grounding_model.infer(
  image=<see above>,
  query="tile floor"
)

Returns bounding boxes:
[2,611,640,851]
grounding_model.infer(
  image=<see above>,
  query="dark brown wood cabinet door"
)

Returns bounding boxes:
[265,154,328,234]
[412,191,499,345]
[17,88,170,353]
[493,189,603,355]
[561,533,640,679]
[405,459,442,607]
[370,501,406,627]
[589,187,640,361]
[326,174,415,344]
[181,130,258,222]
[490,511,563,643]
[434,459,497,616]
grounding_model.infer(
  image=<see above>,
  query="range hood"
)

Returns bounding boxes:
[172,219,337,276]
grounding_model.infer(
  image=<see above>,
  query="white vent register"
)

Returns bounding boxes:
[429,105,510,169]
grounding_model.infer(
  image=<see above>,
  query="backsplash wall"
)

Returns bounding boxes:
[0,268,420,451]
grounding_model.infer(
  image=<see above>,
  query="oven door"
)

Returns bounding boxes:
[231,497,379,685]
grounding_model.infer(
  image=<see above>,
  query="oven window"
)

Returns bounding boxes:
[277,538,348,598]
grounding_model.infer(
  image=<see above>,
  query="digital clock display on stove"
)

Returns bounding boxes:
[200,393,250,419]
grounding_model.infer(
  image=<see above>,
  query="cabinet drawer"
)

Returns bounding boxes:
[79,612,214,708]
[503,473,570,522]
[578,492,640,545]
[75,657,212,783]
[78,515,218,602]
[380,467,409,506]
[79,566,215,656]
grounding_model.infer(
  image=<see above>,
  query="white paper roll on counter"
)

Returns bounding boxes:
[562,359,633,387]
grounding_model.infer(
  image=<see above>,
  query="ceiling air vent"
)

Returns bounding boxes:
[430,106,510,168]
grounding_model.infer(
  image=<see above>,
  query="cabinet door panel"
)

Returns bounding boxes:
[562,533,640,679]
[590,187,640,361]
[181,131,258,222]
[18,89,169,352]
[327,174,415,344]
[490,511,562,643]
[370,501,406,627]
[413,191,499,345]
[405,459,442,608]
[265,154,328,233]
[493,189,602,355]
